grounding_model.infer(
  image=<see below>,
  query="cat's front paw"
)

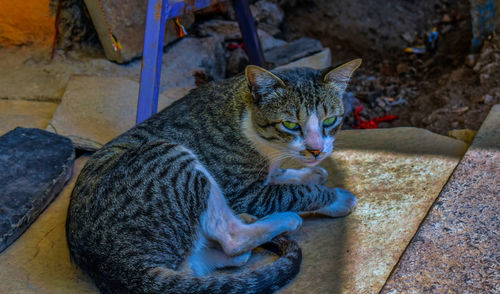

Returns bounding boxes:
[268,167,328,185]
[301,166,328,185]
[285,212,303,232]
[316,188,357,217]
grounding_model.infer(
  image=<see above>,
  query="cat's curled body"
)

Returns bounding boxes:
[67,60,361,294]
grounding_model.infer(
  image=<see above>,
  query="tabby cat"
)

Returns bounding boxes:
[66,59,362,294]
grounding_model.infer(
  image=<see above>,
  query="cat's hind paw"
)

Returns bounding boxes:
[316,188,358,217]
[258,211,303,234]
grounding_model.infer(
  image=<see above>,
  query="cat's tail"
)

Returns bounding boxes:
[139,235,302,294]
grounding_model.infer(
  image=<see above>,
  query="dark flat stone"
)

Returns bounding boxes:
[264,37,323,67]
[0,128,74,253]
[382,105,500,293]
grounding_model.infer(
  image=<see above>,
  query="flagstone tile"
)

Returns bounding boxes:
[46,75,191,151]
[0,100,58,136]
[0,128,468,293]
[280,127,467,293]
[381,105,499,293]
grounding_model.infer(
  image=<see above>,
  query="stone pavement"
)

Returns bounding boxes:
[45,75,191,151]
[0,100,58,136]
[280,128,467,293]
[382,105,500,293]
[0,127,468,293]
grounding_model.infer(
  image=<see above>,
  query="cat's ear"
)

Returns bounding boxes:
[245,65,286,104]
[323,59,362,93]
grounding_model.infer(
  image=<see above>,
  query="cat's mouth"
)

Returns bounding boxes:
[299,157,324,167]
[296,149,331,166]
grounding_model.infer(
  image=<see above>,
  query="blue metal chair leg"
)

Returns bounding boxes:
[233,0,265,67]
[136,0,264,124]
[137,0,170,124]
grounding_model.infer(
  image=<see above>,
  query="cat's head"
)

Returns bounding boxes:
[244,59,361,166]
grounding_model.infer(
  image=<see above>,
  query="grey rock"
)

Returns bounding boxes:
[465,54,477,67]
[195,20,286,51]
[264,37,323,67]
[257,23,282,37]
[161,36,226,89]
[196,20,243,41]
[227,47,250,76]
[259,30,287,52]
[483,94,495,105]
[250,0,284,27]
[46,76,140,150]
[0,128,74,253]
[274,48,331,70]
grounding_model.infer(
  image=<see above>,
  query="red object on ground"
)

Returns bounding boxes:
[227,42,245,50]
[353,106,398,129]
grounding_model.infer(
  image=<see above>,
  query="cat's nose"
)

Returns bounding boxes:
[307,148,322,157]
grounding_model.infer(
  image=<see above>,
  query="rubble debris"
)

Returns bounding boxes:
[250,0,284,27]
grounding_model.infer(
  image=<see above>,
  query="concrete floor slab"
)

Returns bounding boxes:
[280,127,467,293]
[0,128,468,293]
[382,105,500,293]
[0,67,69,102]
[0,100,58,136]
[46,75,190,150]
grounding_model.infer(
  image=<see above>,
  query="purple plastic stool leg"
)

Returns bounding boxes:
[233,0,265,67]
[136,0,263,124]
[136,0,170,124]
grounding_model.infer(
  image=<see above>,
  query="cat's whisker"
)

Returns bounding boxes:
[256,153,295,179]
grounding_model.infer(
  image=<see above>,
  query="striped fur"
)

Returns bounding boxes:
[67,62,360,293]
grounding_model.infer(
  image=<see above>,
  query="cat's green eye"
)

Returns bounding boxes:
[323,116,338,127]
[282,121,299,131]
